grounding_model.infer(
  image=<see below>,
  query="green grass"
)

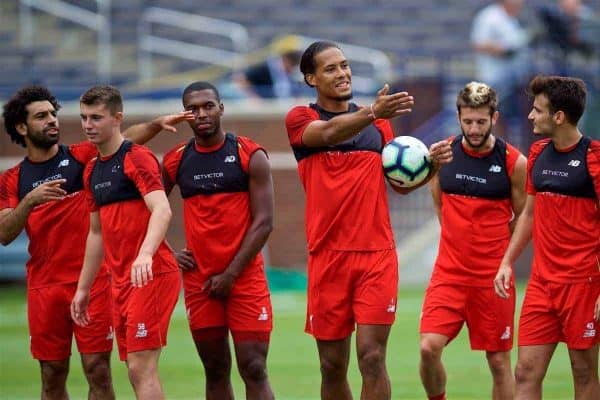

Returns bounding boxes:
[0,284,571,399]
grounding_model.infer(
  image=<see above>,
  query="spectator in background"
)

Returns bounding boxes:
[235,50,304,99]
[471,0,531,149]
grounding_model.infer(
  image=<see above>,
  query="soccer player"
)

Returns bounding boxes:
[162,81,275,400]
[419,82,527,400]
[284,41,452,400]
[70,86,181,399]
[495,75,600,399]
[0,85,188,400]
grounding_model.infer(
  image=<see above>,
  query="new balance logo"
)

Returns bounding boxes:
[58,159,70,167]
[583,322,596,338]
[106,326,114,340]
[386,298,396,313]
[135,323,148,338]
[500,326,511,340]
[489,165,502,173]
[111,164,121,173]
[224,155,236,163]
[258,307,269,321]
[568,160,581,167]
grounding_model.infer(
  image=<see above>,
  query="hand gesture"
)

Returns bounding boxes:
[25,179,67,207]
[131,253,154,287]
[203,272,236,299]
[428,140,453,170]
[71,288,90,326]
[153,111,194,134]
[371,84,414,120]
[494,263,513,299]
[175,248,197,271]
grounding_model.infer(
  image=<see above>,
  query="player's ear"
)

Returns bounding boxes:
[491,110,500,125]
[113,111,123,124]
[15,122,28,137]
[219,102,224,117]
[305,73,316,87]
[552,110,566,125]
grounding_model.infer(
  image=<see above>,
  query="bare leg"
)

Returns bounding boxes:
[80,352,115,400]
[127,349,164,400]
[568,345,599,400]
[514,344,556,400]
[234,340,274,400]
[485,350,514,400]
[419,333,449,399]
[40,359,70,400]
[317,336,352,400]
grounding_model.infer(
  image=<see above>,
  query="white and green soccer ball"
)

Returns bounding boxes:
[381,136,431,188]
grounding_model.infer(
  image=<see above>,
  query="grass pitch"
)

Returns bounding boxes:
[0,284,571,399]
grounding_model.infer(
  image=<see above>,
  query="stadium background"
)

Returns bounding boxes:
[0,1,598,398]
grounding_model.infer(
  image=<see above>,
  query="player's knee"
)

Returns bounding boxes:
[82,354,112,392]
[420,338,443,363]
[239,358,268,384]
[204,357,231,383]
[40,360,69,393]
[486,352,511,377]
[571,358,596,386]
[127,358,156,387]
[514,360,540,385]
[358,348,386,378]
[320,356,347,383]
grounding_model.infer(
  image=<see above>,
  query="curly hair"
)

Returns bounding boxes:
[2,85,61,147]
[528,75,586,125]
[456,81,498,116]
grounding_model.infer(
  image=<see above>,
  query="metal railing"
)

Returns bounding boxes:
[19,0,112,82]
[137,7,249,82]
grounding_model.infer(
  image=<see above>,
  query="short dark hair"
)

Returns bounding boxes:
[182,81,220,104]
[299,41,340,87]
[80,85,123,115]
[2,85,61,147]
[456,81,498,115]
[528,75,586,124]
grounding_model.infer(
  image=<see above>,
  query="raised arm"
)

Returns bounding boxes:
[122,111,194,145]
[302,84,414,147]
[205,150,274,299]
[71,211,104,326]
[0,178,66,245]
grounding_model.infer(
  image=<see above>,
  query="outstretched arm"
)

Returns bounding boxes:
[302,84,414,147]
[0,179,66,245]
[204,150,274,298]
[122,111,194,145]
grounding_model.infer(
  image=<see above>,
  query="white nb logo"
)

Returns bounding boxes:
[567,160,581,167]
[224,155,236,163]
[58,159,69,167]
[489,165,502,173]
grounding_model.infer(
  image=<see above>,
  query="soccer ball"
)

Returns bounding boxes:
[381,136,431,188]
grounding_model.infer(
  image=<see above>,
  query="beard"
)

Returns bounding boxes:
[334,92,353,101]
[27,127,59,149]
[461,125,492,149]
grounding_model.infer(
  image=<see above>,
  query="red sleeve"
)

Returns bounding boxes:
[123,145,164,196]
[237,136,267,173]
[69,141,98,164]
[0,166,20,210]
[162,141,188,184]
[587,139,600,199]
[373,119,395,143]
[526,139,551,195]
[83,159,99,212]
[505,142,522,177]
[285,106,319,147]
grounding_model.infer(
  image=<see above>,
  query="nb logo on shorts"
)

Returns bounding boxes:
[386,298,396,313]
[135,323,148,338]
[258,307,269,321]
[583,322,596,338]
[106,326,114,340]
[500,326,511,340]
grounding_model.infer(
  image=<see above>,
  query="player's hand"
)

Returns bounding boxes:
[131,253,154,287]
[203,272,236,299]
[71,289,90,326]
[371,84,414,119]
[24,179,67,207]
[152,110,194,134]
[594,294,600,322]
[494,263,513,299]
[175,248,197,271]
[428,140,453,170]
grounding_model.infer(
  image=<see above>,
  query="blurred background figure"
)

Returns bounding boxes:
[470,0,532,149]
[234,49,304,99]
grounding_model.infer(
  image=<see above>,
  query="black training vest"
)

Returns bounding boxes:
[531,136,596,198]
[176,133,249,198]
[18,144,85,200]
[291,103,383,162]
[88,141,141,207]
[438,136,511,199]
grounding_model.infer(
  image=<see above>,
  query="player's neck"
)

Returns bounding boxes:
[26,143,59,163]
[97,131,124,157]
[194,130,225,148]
[550,126,582,150]
[316,97,349,113]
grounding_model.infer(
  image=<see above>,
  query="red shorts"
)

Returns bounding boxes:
[305,248,398,340]
[420,282,515,352]
[519,277,600,349]
[28,275,112,360]
[182,262,272,341]
[112,271,180,361]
